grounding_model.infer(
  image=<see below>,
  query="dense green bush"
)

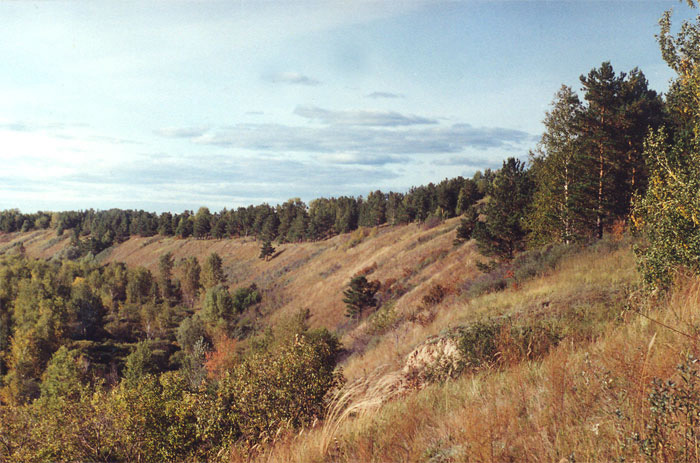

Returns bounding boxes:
[218,327,343,444]
[456,318,561,373]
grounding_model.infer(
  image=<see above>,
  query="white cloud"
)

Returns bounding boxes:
[294,105,436,126]
[264,72,320,86]
[154,127,209,138]
[189,122,530,155]
[366,91,404,99]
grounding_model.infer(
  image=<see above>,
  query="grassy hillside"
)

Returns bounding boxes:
[253,240,700,462]
[3,221,698,462]
[1,219,481,379]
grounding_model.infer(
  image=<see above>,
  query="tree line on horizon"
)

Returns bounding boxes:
[0,172,491,256]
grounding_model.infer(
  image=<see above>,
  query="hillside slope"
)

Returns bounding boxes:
[251,239,700,463]
[0,219,481,379]
[3,221,697,462]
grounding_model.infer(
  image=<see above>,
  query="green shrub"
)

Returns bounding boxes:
[634,356,700,462]
[220,329,343,444]
[455,318,561,373]
[511,243,573,282]
[231,284,261,313]
[466,243,575,297]
[367,301,399,335]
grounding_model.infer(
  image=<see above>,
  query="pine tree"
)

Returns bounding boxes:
[158,252,176,303]
[455,179,479,216]
[259,240,275,261]
[342,275,380,319]
[453,205,478,246]
[579,62,625,239]
[202,252,225,288]
[579,62,662,238]
[177,257,201,307]
[193,207,212,239]
[472,158,533,260]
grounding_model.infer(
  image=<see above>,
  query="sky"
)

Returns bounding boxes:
[1,1,697,213]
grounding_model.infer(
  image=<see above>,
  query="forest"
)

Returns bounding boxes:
[1,3,700,462]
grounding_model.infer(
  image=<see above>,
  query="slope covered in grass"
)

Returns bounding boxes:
[4,221,696,462]
[244,238,700,462]
[0,219,478,371]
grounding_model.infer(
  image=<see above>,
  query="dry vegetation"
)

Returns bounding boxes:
[245,240,700,462]
[0,218,479,377]
[4,222,699,462]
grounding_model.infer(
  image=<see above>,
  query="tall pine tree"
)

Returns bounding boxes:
[472,158,534,260]
[579,62,662,238]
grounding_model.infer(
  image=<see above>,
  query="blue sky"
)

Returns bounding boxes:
[1,1,696,213]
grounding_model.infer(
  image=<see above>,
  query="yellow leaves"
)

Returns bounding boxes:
[630,213,644,230]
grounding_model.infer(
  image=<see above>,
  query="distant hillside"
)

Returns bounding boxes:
[0,218,480,379]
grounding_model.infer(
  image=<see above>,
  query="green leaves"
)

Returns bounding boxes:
[634,12,700,291]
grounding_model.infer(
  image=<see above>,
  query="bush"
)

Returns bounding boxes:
[346,228,370,249]
[465,243,575,297]
[176,314,209,354]
[511,243,573,282]
[422,283,450,307]
[422,214,443,230]
[232,284,261,313]
[464,270,509,297]
[455,318,561,373]
[367,301,399,335]
[220,329,343,443]
[634,356,700,462]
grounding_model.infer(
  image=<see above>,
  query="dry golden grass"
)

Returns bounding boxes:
[0,229,71,259]
[8,223,689,462]
[253,243,700,463]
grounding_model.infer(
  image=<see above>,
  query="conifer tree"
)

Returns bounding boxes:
[472,158,533,260]
[579,62,625,239]
[453,205,479,246]
[202,252,225,288]
[193,207,212,239]
[177,257,201,307]
[579,62,662,238]
[175,213,193,238]
[158,252,176,303]
[342,275,380,319]
[259,240,275,261]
